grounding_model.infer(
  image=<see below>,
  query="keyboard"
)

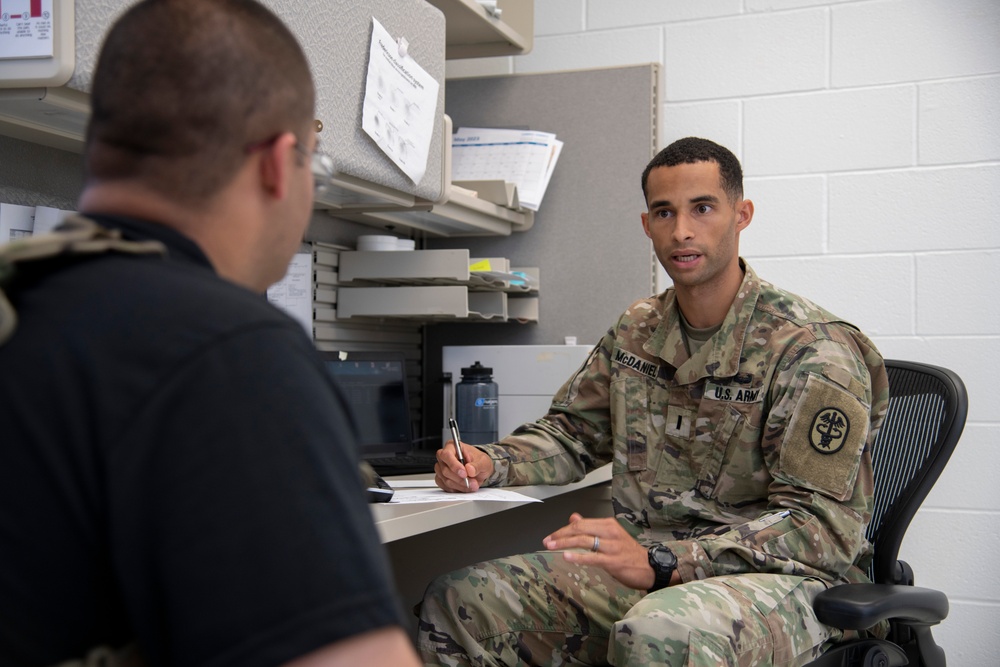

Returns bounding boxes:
[366,451,439,476]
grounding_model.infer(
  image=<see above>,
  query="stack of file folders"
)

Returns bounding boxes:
[312,242,340,335]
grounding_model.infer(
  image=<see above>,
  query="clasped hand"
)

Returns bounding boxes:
[434,447,658,591]
[543,513,655,591]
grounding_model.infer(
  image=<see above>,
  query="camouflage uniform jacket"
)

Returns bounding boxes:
[477,261,889,587]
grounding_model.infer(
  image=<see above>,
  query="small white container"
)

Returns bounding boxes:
[357,235,399,251]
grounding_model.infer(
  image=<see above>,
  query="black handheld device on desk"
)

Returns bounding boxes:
[366,472,394,503]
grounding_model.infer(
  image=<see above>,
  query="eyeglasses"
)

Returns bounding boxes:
[310,149,335,200]
[245,133,335,199]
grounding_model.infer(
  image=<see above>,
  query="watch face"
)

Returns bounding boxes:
[651,546,677,569]
[647,546,677,592]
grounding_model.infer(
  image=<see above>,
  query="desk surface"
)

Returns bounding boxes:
[372,464,613,543]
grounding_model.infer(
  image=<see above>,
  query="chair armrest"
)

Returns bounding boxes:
[814,584,949,630]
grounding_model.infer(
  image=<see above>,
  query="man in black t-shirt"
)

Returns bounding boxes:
[0,2,420,666]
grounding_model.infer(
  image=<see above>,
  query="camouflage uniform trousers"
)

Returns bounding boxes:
[417,551,854,666]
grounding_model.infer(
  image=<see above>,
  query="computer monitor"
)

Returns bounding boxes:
[319,350,413,459]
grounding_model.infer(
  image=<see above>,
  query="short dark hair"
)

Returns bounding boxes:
[641,137,743,204]
[84,0,315,205]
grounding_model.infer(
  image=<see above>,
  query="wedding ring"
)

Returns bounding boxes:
[591,535,600,553]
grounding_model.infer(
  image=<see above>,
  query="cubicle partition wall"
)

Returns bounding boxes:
[1,0,448,204]
[423,64,660,440]
[268,0,447,204]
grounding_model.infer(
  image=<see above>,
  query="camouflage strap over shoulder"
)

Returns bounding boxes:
[0,215,166,346]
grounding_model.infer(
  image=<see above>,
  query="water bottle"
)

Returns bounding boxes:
[455,361,499,444]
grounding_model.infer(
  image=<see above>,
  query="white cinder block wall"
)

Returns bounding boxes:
[448,0,1000,663]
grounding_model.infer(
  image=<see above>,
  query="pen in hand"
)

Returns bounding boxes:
[448,417,471,489]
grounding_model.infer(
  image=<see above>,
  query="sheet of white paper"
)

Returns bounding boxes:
[537,139,563,207]
[451,127,561,212]
[0,202,35,243]
[384,479,439,488]
[387,487,542,505]
[0,0,55,60]
[362,17,440,185]
[32,206,73,235]
[266,251,313,337]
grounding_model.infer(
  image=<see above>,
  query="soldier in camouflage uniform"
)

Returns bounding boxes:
[418,137,889,666]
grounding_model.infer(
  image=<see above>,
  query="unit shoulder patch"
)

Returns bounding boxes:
[809,407,850,455]
[780,372,870,501]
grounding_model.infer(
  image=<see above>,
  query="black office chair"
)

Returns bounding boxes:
[809,360,968,667]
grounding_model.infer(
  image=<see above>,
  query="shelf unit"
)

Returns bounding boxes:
[425,0,533,59]
[336,248,539,321]
[339,184,533,237]
[334,114,534,237]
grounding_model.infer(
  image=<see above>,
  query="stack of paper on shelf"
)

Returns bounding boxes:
[0,203,35,243]
[267,242,322,337]
[0,204,78,244]
[33,207,75,235]
[268,242,359,339]
[450,127,562,212]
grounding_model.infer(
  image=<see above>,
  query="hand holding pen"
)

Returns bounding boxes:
[437,417,492,492]
[448,417,470,489]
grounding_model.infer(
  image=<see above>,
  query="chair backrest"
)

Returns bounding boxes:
[866,360,968,585]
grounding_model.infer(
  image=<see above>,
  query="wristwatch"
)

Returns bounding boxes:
[647,544,677,592]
